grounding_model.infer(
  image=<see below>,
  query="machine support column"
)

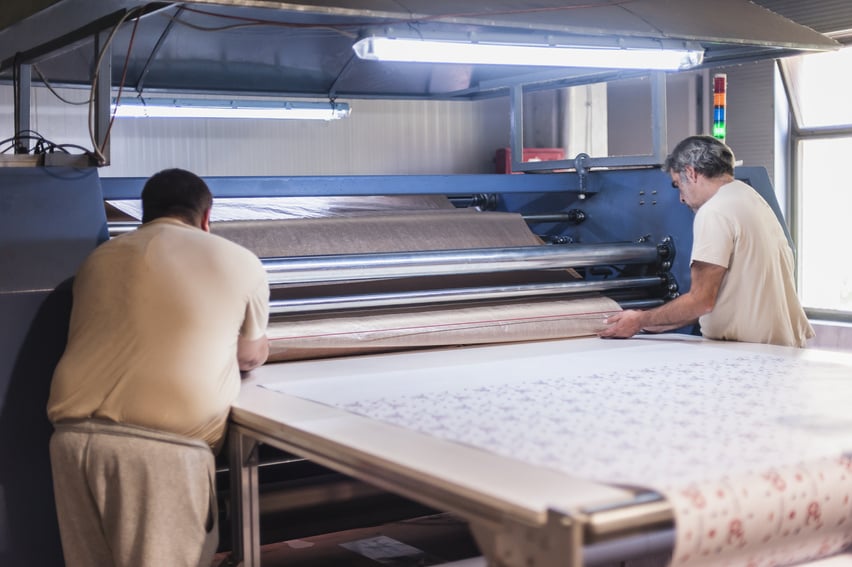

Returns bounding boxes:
[13,62,31,153]
[93,31,112,165]
[650,70,668,163]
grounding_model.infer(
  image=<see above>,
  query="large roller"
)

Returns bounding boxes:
[262,241,667,284]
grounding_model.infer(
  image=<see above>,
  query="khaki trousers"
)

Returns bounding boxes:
[49,419,219,567]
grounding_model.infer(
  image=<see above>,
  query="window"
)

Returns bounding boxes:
[785,47,852,129]
[783,45,852,319]
[798,138,852,313]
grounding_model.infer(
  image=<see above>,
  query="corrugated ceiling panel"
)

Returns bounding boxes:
[0,0,841,99]
[752,0,852,35]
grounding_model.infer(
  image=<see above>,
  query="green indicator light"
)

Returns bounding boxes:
[713,122,726,140]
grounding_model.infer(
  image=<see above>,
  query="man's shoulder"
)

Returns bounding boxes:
[202,230,264,266]
[717,179,759,201]
[702,180,755,214]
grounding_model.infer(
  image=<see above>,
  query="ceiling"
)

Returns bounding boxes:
[0,0,844,101]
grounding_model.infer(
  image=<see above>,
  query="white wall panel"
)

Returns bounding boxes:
[0,85,511,177]
[607,73,698,158]
[718,60,777,183]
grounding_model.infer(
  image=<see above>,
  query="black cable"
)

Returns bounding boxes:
[0,131,98,161]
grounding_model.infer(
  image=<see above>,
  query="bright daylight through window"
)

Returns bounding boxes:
[787,45,852,316]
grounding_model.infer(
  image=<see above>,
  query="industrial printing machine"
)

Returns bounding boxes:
[2,162,830,567]
[6,163,702,564]
[2,1,852,566]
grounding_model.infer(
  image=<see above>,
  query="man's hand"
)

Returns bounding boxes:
[598,309,645,339]
[596,261,725,340]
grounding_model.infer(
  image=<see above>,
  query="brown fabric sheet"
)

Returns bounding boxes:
[211,209,544,258]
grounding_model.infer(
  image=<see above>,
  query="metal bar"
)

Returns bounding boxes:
[106,204,589,236]
[269,276,664,315]
[509,84,525,174]
[523,211,584,224]
[476,68,625,92]
[795,125,852,139]
[13,63,31,154]
[94,31,112,165]
[229,421,509,548]
[229,426,261,567]
[582,492,674,542]
[650,70,668,164]
[99,173,582,199]
[518,154,664,171]
[263,243,660,285]
[0,9,129,72]
[0,155,41,167]
[0,154,99,167]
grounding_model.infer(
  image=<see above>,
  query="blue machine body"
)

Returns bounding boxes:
[0,167,108,566]
[100,164,787,301]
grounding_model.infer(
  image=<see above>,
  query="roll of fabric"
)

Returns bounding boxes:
[209,202,617,361]
[211,208,545,258]
[266,295,620,362]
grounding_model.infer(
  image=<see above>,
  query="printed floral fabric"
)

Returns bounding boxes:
[265,341,852,566]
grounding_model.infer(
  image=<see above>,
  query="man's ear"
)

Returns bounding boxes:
[201,207,211,233]
[684,166,698,183]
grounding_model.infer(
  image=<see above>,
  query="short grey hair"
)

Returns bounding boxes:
[663,135,735,178]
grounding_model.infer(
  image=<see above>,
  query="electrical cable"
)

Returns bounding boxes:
[0,131,99,162]
[32,65,91,105]
[99,13,142,159]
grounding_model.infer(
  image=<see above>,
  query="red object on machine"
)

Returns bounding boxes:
[495,147,566,174]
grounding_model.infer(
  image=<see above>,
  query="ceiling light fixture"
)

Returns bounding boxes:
[112,98,351,120]
[353,34,704,71]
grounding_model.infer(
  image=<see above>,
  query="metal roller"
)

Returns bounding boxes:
[263,243,663,285]
[270,275,666,315]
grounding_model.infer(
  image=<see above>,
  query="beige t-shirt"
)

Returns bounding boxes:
[47,218,270,447]
[692,180,814,348]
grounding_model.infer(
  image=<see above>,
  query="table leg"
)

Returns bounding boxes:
[228,426,261,567]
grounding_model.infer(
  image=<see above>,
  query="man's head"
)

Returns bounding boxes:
[663,136,736,211]
[141,168,213,229]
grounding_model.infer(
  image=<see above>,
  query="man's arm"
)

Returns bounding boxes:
[238,334,269,372]
[598,260,727,339]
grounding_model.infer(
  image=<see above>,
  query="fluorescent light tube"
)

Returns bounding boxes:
[112,98,351,120]
[353,36,704,71]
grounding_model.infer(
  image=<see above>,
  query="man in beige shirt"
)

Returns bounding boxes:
[600,135,813,348]
[47,168,270,567]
